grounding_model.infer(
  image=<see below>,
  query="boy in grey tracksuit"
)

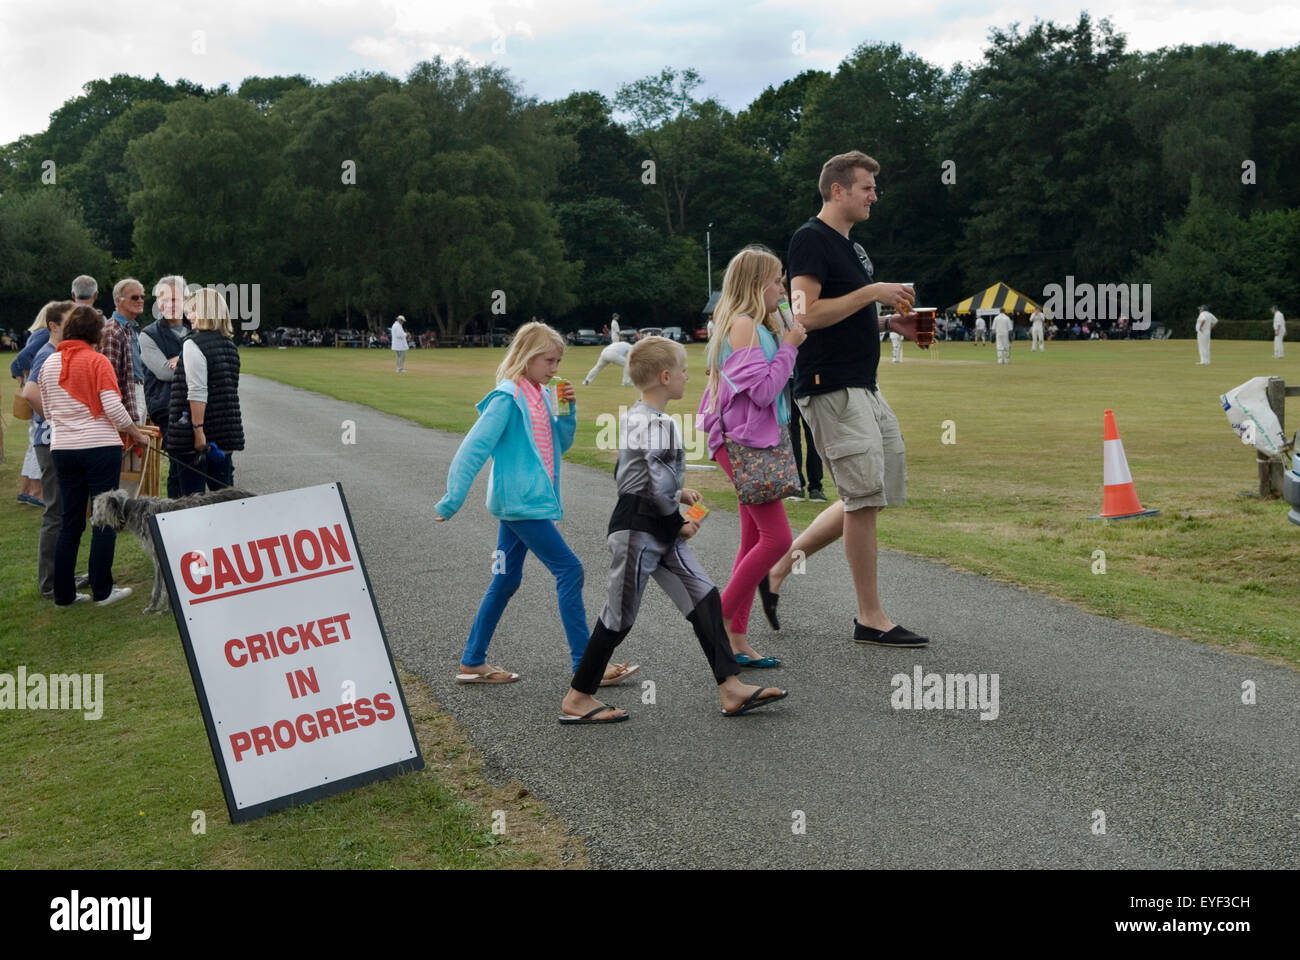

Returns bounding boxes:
[561,338,788,722]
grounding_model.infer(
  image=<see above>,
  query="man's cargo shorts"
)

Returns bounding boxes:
[795,387,906,510]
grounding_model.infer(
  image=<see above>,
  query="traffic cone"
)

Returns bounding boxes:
[1091,409,1159,519]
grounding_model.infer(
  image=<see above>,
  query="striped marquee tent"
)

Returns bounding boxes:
[946,282,1041,316]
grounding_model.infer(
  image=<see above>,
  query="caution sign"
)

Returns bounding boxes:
[153,483,423,822]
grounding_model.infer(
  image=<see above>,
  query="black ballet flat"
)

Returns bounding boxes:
[757,575,781,631]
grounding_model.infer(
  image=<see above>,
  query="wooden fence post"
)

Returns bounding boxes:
[1258,378,1296,497]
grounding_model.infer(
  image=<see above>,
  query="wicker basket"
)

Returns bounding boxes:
[120,424,162,497]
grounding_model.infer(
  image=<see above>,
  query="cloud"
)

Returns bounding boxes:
[2,0,1297,144]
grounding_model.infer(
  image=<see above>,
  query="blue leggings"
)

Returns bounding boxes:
[462,519,588,671]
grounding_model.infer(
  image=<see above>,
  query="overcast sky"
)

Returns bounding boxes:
[2,0,1297,145]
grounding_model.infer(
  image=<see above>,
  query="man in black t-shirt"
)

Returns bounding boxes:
[767,150,928,649]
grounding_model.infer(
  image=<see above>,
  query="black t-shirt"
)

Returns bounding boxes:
[786,216,878,397]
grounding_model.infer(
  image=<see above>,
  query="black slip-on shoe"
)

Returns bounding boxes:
[853,620,929,647]
[757,575,781,631]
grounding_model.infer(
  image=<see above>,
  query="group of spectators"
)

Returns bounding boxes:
[9,274,246,608]
[952,312,1132,341]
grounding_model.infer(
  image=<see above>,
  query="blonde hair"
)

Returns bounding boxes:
[495,321,566,383]
[704,245,783,412]
[628,336,686,390]
[186,286,234,337]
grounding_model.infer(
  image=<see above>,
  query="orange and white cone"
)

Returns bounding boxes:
[1092,409,1159,519]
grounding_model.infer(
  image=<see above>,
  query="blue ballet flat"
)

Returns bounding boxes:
[734,653,782,668]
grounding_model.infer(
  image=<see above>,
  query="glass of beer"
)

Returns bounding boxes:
[916,309,935,349]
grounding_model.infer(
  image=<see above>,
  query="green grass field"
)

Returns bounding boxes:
[241,338,1299,666]
[0,404,585,869]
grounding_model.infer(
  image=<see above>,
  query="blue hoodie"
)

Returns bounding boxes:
[435,379,577,521]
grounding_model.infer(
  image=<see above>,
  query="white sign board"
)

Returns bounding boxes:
[153,483,422,822]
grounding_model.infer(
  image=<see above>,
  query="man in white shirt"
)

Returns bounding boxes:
[391,315,409,372]
[582,339,634,386]
[974,314,987,345]
[1195,305,1217,364]
[992,310,1013,364]
[609,313,621,344]
[1273,306,1286,359]
[1029,308,1046,351]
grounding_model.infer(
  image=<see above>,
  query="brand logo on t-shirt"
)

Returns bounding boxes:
[851,242,874,280]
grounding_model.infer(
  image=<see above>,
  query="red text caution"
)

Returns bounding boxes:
[180,524,353,604]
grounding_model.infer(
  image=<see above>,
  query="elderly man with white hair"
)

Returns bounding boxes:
[103,277,147,423]
[70,274,98,307]
[140,275,191,496]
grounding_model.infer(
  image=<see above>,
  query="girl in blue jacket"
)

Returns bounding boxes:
[435,322,637,687]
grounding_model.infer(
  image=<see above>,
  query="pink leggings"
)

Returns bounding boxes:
[715,446,793,634]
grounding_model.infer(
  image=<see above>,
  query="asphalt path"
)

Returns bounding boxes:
[235,373,1300,869]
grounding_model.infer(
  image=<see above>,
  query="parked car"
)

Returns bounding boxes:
[619,328,638,343]
[489,327,513,347]
[636,327,663,341]
[571,328,601,346]
[660,326,686,343]
[693,324,710,342]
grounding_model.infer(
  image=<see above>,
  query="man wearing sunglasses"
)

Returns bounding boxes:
[104,278,147,424]
[778,150,928,650]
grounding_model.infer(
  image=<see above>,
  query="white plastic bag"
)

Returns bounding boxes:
[1220,377,1286,457]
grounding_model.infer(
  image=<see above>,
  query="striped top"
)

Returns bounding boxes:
[37,352,132,450]
[517,377,554,482]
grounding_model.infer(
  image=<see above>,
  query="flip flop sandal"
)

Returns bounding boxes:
[734,654,782,668]
[455,667,520,684]
[559,704,629,725]
[723,687,789,717]
[598,662,641,686]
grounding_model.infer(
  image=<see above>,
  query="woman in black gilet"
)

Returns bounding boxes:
[164,287,245,493]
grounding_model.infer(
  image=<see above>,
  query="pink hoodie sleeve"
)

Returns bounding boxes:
[719,343,797,408]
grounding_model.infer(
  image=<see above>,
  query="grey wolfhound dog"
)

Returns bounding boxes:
[90,487,255,614]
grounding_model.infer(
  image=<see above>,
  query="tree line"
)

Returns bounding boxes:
[1,13,1296,340]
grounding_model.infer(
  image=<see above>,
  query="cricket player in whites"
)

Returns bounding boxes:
[889,328,904,362]
[1195,305,1218,364]
[974,314,987,345]
[582,339,634,386]
[1029,307,1046,351]
[992,309,1013,364]
[1273,306,1286,359]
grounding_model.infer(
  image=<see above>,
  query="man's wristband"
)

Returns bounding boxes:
[193,423,205,429]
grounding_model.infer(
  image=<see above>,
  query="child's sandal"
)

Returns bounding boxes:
[455,666,520,684]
